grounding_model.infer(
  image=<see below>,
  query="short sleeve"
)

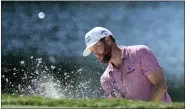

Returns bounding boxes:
[100,75,113,98]
[138,45,162,75]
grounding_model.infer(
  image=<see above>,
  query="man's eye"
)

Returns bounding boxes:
[95,45,99,48]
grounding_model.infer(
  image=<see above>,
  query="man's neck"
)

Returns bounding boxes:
[110,44,122,69]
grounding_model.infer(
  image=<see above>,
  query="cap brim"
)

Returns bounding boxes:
[83,41,98,57]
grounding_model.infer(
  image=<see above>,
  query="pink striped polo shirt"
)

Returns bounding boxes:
[100,45,172,102]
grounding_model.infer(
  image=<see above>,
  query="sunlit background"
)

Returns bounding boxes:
[2,1,184,101]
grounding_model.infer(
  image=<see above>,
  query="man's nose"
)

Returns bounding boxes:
[92,50,98,55]
[92,50,99,55]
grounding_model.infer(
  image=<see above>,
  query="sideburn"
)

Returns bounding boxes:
[102,41,112,63]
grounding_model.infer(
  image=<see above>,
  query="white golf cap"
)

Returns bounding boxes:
[83,27,113,57]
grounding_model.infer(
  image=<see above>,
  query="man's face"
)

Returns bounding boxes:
[90,38,112,63]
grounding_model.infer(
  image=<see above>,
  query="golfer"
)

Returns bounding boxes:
[83,27,172,102]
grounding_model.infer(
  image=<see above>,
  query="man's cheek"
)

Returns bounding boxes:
[97,47,104,55]
[97,51,104,55]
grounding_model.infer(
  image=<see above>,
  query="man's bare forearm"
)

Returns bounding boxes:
[150,83,167,102]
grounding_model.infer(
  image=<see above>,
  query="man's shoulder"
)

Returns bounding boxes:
[123,45,149,51]
[122,45,150,55]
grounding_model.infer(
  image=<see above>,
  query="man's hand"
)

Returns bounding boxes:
[108,88,125,99]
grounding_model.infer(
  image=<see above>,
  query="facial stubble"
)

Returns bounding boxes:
[102,42,112,63]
